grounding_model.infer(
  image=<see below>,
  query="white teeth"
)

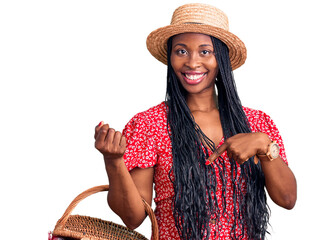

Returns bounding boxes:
[185,73,205,80]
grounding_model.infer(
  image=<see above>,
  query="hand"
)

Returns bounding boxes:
[206,132,271,165]
[94,121,126,163]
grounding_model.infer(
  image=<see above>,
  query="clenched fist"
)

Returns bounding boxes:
[94,121,126,163]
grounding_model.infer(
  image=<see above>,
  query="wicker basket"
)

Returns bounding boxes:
[52,185,158,240]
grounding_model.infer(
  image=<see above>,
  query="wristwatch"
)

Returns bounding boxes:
[258,140,280,161]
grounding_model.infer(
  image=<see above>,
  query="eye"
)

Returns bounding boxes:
[176,49,188,56]
[200,50,213,56]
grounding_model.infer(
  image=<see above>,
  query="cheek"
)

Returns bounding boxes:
[209,60,219,77]
[170,56,180,70]
[209,58,218,69]
[170,59,184,78]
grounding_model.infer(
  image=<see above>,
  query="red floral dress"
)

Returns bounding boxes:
[123,102,287,239]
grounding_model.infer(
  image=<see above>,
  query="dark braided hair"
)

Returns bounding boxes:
[165,36,270,239]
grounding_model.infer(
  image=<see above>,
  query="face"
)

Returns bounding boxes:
[170,33,218,95]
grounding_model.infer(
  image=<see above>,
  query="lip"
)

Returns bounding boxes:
[182,72,207,85]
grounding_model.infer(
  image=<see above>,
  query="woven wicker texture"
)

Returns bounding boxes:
[52,185,158,240]
[146,3,247,70]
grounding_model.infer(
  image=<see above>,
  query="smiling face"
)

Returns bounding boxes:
[170,33,218,95]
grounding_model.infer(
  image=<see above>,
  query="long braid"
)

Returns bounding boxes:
[166,37,219,240]
[166,36,269,239]
[212,36,269,239]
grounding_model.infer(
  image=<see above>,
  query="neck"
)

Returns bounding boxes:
[187,90,218,112]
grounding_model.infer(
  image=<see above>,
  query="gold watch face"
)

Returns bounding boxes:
[270,143,280,159]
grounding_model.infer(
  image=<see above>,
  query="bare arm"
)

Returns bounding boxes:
[206,132,297,209]
[95,122,154,229]
[259,155,297,209]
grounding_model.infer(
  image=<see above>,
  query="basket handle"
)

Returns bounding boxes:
[55,185,158,240]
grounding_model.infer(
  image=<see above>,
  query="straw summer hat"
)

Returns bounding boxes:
[146,3,247,70]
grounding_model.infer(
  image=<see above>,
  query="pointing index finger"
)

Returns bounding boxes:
[206,142,227,165]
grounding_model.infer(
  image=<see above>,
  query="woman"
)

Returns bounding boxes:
[94,3,297,240]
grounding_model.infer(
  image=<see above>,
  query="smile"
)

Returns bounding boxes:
[182,72,207,85]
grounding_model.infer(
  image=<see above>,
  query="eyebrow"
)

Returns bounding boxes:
[173,43,213,48]
[199,44,213,47]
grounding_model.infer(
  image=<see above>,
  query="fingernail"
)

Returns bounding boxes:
[97,121,104,127]
[205,160,211,165]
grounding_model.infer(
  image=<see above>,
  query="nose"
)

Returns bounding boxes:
[185,53,201,69]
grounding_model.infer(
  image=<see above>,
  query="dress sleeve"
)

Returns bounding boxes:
[254,110,288,165]
[122,113,157,171]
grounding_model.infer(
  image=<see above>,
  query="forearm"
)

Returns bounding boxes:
[206,131,297,209]
[260,157,297,209]
[105,158,146,229]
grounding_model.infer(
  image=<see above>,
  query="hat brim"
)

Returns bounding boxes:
[146,24,247,70]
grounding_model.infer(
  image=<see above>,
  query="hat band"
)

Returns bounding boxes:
[184,22,204,25]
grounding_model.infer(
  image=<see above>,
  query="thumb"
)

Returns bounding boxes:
[206,142,227,165]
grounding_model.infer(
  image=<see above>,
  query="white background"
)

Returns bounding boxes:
[1,0,326,239]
